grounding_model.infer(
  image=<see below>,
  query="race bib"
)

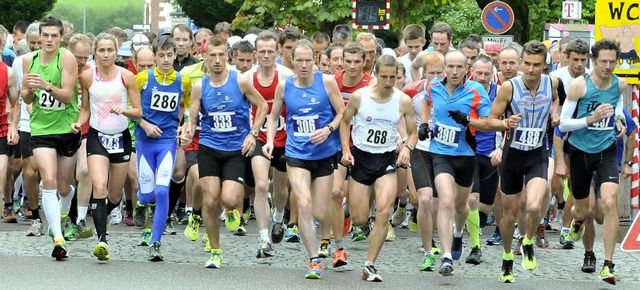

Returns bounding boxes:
[260,114,285,132]
[293,115,320,137]
[363,124,392,147]
[588,116,614,131]
[39,91,65,111]
[98,132,124,154]
[209,111,238,132]
[513,127,543,147]
[433,123,461,147]
[150,92,179,112]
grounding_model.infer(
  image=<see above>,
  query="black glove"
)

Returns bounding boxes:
[418,123,433,141]
[448,110,470,126]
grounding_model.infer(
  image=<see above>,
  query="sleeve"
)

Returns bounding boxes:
[475,83,492,117]
[559,98,588,132]
[554,127,567,138]
[623,108,637,135]
[556,79,566,106]
[135,70,149,92]
[181,74,192,107]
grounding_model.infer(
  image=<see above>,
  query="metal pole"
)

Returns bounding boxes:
[83,0,87,33]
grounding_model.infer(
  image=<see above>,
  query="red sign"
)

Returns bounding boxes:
[621,212,640,252]
[481,1,514,35]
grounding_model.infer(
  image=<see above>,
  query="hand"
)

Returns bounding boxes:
[418,123,433,141]
[395,139,403,154]
[110,106,124,115]
[241,135,256,156]
[70,123,82,134]
[448,110,470,126]
[615,119,626,140]
[176,126,192,148]
[506,114,521,129]
[26,73,48,90]
[623,163,633,179]
[590,103,613,123]
[310,126,331,145]
[396,147,410,168]
[142,122,162,138]
[262,142,274,159]
[555,161,567,179]
[489,147,502,166]
[341,151,355,166]
[551,112,560,128]
[7,126,19,145]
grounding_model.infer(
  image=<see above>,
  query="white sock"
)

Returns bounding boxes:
[78,206,88,222]
[443,253,453,260]
[259,229,269,241]
[42,189,63,240]
[185,206,193,212]
[453,225,463,238]
[273,210,284,223]
[59,185,75,217]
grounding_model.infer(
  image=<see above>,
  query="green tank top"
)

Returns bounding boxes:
[27,48,78,136]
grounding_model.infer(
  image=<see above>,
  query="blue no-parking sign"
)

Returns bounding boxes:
[481,1,514,35]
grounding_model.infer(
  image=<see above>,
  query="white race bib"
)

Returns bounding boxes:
[513,127,543,147]
[433,122,461,147]
[261,114,285,132]
[293,115,319,137]
[39,91,65,111]
[209,111,238,132]
[363,124,392,147]
[150,92,179,112]
[98,132,124,154]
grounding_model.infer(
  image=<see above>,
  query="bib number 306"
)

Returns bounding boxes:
[293,115,319,137]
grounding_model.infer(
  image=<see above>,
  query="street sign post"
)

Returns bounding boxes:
[481,1,514,35]
[562,1,582,20]
[482,35,514,48]
[352,0,390,30]
[133,24,151,31]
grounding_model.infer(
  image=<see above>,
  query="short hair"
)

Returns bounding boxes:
[292,39,314,59]
[591,38,621,59]
[457,39,481,53]
[69,33,93,53]
[93,33,118,53]
[356,32,376,43]
[194,28,214,39]
[25,22,40,38]
[13,20,29,34]
[152,35,177,54]
[465,34,483,47]
[172,24,193,40]
[143,31,157,44]
[326,43,344,59]
[332,24,352,43]
[39,16,64,35]
[214,22,233,36]
[422,51,445,69]
[397,62,406,75]
[246,27,262,35]
[255,30,279,48]
[472,54,493,68]
[205,36,227,51]
[232,40,255,56]
[429,22,452,40]
[105,27,128,42]
[15,39,30,56]
[444,50,467,66]
[558,36,574,52]
[565,38,589,56]
[402,24,425,41]
[342,42,365,60]
[0,25,7,37]
[374,54,398,73]
[62,20,74,31]
[311,32,330,44]
[507,42,523,56]
[320,47,330,59]
[521,40,547,58]
[279,27,303,46]
[134,46,154,62]
[61,33,74,48]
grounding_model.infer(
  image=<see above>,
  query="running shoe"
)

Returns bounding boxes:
[419,253,435,271]
[3,208,17,223]
[569,220,585,242]
[385,222,395,242]
[76,219,93,239]
[499,259,515,283]
[242,208,251,224]
[408,208,418,233]
[148,242,164,262]
[451,236,464,260]
[318,240,331,258]
[64,223,77,241]
[179,208,190,225]
[343,216,352,237]
[514,237,524,255]
[164,220,177,235]
[271,220,285,243]
[582,252,596,273]
[550,209,563,231]
[535,224,549,248]
[133,202,147,227]
[521,243,537,270]
[559,229,575,249]
[362,264,383,282]
[124,217,135,226]
[598,263,616,285]
[110,207,122,225]
[233,219,247,236]
[206,249,223,268]
[438,257,454,276]
[22,207,32,220]
[465,246,482,265]
[391,207,407,227]
[93,241,110,261]
[487,231,502,245]
[138,228,152,246]
[305,258,322,279]
[225,209,241,232]
[256,238,274,258]
[513,224,521,239]
[351,226,366,242]
[432,239,441,255]
[284,224,301,243]
[185,213,202,241]
[26,218,45,236]
[51,238,68,261]
[332,248,348,269]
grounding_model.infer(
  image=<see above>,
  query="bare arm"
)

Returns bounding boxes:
[119,70,143,119]
[340,90,360,153]
[469,81,518,131]
[239,74,268,132]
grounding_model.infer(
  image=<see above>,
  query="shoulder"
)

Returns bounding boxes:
[135,70,150,84]
[570,75,586,87]
[618,76,627,89]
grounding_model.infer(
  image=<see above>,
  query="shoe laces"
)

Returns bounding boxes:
[523,244,534,261]
[502,260,513,275]
[308,260,323,271]
[365,264,377,274]
[335,249,347,260]
[320,241,329,251]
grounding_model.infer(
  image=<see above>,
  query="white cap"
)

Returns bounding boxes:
[131,34,150,52]
[243,34,257,48]
[382,47,396,58]
[227,36,242,48]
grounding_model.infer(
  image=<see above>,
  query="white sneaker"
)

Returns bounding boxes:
[26,218,45,236]
[391,207,407,227]
[110,207,122,225]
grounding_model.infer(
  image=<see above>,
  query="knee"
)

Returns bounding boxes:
[502,207,518,222]
[467,195,479,210]
[439,197,454,212]
[418,194,432,210]
[23,166,38,181]
[351,214,368,227]
[312,206,326,222]
[296,196,312,214]
[76,165,89,182]
[93,183,108,197]
[585,208,595,221]
[203,193,220,210]
[602,196,617,213]
[526,202,542,216]
[255,179,269,196]
[376,207,391,222]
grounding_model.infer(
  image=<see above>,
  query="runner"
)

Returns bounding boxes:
[0,47,19,224]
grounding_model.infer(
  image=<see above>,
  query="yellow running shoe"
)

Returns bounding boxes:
[185,213,202,241]
[598,264,616,285]
[225,209,240,232]
[203,231,211,252]
[205,249,223,269]
[93,241,109,261]
[385,222,395,242]
[499,259,515,283]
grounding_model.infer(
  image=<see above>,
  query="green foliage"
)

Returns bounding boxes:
[0,0,57,29]
[175,0,242,31]
[527,0,596,41]
[49,0,143,34]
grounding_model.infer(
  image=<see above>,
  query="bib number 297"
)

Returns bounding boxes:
[39,91,65,111]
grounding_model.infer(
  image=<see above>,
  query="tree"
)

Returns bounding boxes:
[175,0,242,31]
[49,0,143,35]
[0,0,57,29]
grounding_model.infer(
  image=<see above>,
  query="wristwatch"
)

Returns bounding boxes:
[404,143,415,151]
[249,129,258,137]
[45,83,54,92]
[625,161,633,167]
[326,124,335,132]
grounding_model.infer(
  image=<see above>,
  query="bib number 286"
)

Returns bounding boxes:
[151,92,178,112]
